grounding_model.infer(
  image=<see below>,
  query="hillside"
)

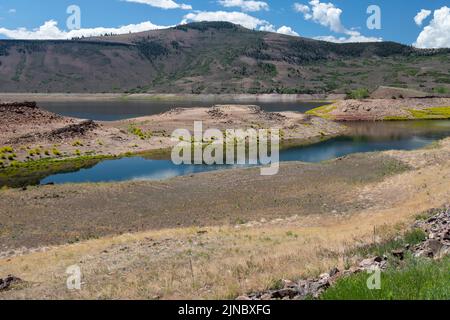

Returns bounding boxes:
[0,21,449,94]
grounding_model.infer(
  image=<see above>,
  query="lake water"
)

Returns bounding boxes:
[40,120,450,186]
[41,100,329,121]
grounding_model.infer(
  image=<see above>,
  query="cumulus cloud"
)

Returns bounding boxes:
[414,6,450,48]
[414,9,432,26]
[276,26,299,37]
[218,0,269,12]
[124,0,192,10]
[293,3,311,18]
[314,31,382,43]
[0,20,170,40]
[259,24,299,36]
[182,11,299,37]
[294,0,382,43]
[182,11,270,30]
[182,10,299,36]
[295,0,346,33]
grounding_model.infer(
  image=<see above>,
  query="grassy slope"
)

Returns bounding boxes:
[322,227,450,300]
[0,22,449,94]
[322,256,449,300]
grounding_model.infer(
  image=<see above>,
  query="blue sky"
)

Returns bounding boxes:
[0,0,449,48]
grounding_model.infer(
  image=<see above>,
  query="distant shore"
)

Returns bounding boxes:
[0,93,345,103]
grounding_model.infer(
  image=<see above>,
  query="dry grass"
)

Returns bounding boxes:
[1,139,449,300]
[1,158,449,299]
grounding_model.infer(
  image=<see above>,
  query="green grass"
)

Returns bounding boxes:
[321,255,450,300]
[433,87,449,95]
[408,107,450,119]
[346,88,370,99]
[0,155,113,188]
[349,228,426,258]
[128,125,152,140]
[321,228,449,300]
[305,105,337,119]
[0,146,14,153]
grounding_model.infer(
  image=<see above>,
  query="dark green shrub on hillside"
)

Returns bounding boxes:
[175,21,238,32]
[135,41,168,60]
[257,62,277,77]
[346,88,370,99]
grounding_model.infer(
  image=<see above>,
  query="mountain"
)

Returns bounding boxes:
[0,21,449,94]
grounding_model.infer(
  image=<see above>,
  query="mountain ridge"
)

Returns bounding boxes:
[0,21,449,94]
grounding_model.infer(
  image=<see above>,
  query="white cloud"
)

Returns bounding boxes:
[8,9,17,14]
[218,0,269,12]
[0,20,170,40]
[295,0,346,33]
[414,6,450,48]
[314,31,382,43]
[182,11,299,36]
[293,3,311,18]
[124,0,192,10]
[414,9,432,26]
[276,26,299,37]
[182,11,271,30]
[294,1,382,43]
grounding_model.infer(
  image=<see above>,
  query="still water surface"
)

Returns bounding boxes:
[40,120,450,185]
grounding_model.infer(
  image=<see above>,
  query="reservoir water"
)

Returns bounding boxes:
[39,120,450,185]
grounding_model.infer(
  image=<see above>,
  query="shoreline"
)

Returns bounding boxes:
[0,93,344,103]
[0,103,346,178]
[0,138,449,299]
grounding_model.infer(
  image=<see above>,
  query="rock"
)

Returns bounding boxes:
[425,239,443,258]
[391,249,405,260]
[359,257,384,270]
[282,279,297,288]
[236,295,251,301]
[373,256,383,263]
[271,288,298,299]
[0,275,22,292]
[329,267,340,277]
[319,273,330,280]
[260,293,272,300]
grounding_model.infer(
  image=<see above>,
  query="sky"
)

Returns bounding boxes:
[0,0,448,48]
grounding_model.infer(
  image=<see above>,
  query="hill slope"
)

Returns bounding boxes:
[0,22,449,94]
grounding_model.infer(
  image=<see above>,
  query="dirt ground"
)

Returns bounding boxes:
[1,100,449,300]
[0,102,345,165]
[0,138,448,299]
[308,98,450,121]
[1,138,449,254]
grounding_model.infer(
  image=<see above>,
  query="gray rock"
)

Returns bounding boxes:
[0,275,22,292]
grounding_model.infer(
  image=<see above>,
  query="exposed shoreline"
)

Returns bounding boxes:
[0,138,449,299]
[0,93,344,103]
[307,97,450,121]
[0,102,346,177]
